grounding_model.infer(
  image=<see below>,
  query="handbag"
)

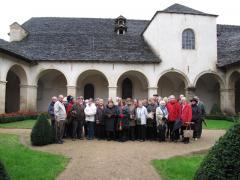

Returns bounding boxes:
[183,124,193,138]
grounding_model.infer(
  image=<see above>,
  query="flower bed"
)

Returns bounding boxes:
[0,112,38,123]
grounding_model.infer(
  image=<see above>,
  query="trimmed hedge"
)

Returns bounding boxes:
[205,115,240,122]
[0,112,38,123]
[0,161,9,180]
[31,114,53,146]
[195,123,240,179]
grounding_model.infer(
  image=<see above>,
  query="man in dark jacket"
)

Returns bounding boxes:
[147,98,158,140]
[191,97,202,140]
[194,96,206,138]
[95,99,105,140]
[48,96,57,142]
[70,97,85,140]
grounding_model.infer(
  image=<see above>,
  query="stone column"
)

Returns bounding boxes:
[67,86,77,98]
[148,87,158,98]
[185,87,196,101]
[108,86,117,101]
[20,85,38,112]
[0,81,7,113]
[220,88,235,115]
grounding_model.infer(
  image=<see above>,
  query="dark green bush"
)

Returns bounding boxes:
[195,123,240,180]
[210,103,222,115]
[31,114,53,146]
[0,161,9,180]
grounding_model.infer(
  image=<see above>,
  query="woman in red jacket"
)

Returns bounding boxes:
[166,95,181,142]
[180,97,192,144]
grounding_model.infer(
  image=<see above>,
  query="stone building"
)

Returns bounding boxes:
[0,3,239,114]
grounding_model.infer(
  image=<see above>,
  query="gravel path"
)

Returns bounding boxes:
[0,128,225,180]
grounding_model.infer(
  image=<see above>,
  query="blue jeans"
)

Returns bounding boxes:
[87,121,95,139]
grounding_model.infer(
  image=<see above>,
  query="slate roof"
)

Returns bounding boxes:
[162,3,217,17]
[217,24,240,68]
[0,17,160,63]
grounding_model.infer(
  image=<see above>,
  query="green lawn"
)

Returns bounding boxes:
[152,154,205,180]
[0,133,69,180]
[203,119,234,130]
[0,119,37,129]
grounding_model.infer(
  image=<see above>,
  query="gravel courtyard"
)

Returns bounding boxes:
[0,128,225,180]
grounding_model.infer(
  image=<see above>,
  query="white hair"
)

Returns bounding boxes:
[160,100,166,105]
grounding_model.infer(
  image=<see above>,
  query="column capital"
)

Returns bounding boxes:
[0,80,7,85]
[20,84,38,88]
[147,86,158,90]
[220,88,234,92]
[108,86,117,89]
[185,86,196,91]
[66,85,78,88]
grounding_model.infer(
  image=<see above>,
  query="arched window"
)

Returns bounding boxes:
[182,29,195,49]
[84,84,94,99]
[122,78,132,99]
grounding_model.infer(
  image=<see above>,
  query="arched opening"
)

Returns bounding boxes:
[195,73,221,114]
[84,84,94,99]
[122,78,132,99]
[157,71,187,98]
[77,70,109,101]
[229,71,240,114]
[37,69,67,112]
[5,65,27,113]
[117,71,148,99]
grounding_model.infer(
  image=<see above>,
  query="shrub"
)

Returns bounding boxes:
[210,103,222,115]
[0,161,9,180]
[31,114,53,146]
[0,112,38,123]
[195,123,240,180]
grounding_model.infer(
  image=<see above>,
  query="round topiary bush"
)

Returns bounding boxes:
[31,114,53,146]
[195,123,240,180]
[0,161,9,180]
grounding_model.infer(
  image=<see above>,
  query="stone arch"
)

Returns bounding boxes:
[77,70,109,101]
[194,72,223,114]
[5,64,28,113]
[36,69,68,112]
[117,70,149,99]
[228,71,240,114]
[157,69,190,98]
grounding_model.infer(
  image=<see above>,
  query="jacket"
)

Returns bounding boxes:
[48,102,55,119]
[156,106,168,127]
[166,100,181,122]
[54,101,67,121]
[95,106,105,125]
[84,103,97,122]
[70,103,85,121]
[191,104,201,122]
[136,106,148,125]
[104,105,118,131]
[180,103,192,123]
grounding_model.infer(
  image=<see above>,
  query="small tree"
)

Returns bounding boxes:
[195,123,240,179]
[0,161,9,180]
[210,103,222,115]
[31,114,53,146]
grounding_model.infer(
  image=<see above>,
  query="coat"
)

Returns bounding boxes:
[95,106,105,125]
[70,104,85,122]
[191,104,201,123]
[118,105,130,130]
[84,103,97,122]
[147,104,157,127]
[54,101,67,121]
[104,105,118,131]
[128,105,136,127]
[136,106,148,125]
[166,100,181,122]
[48,102,55,119]
[156,106,168,127]
[180,103,192,124]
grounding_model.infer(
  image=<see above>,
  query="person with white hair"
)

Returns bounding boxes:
[54,94,67,144]
[156,100,168,142]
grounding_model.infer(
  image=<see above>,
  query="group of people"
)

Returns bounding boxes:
[48,94,205,144]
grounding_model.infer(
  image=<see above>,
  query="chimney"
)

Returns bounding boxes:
[9,22,28,42]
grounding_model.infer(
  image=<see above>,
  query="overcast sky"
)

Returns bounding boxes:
[1,0,239,40]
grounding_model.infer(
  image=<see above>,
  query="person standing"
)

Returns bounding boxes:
[48,96,57,142]
[66,95,74,138]
[166,95,181,142]
[84,98,97,140]
[156,100,168,142]
[70,97,85,140]
[191,97,202,141]
[180,97,192,144]
[104,100,118,141]
[147,98,157,140]
[195,96,206,138]
[95,99,105,140]
[54,95,67,144]
[128,98,136,141]
[136,100,148,142]
[118,103,130,142]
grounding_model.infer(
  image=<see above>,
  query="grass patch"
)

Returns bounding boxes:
[203,119,234,130]
[152,154,205,180]
[0,133,69,180]
[0,119,37,129]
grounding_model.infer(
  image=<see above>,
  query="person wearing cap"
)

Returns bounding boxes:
[70,96,85,140]
[194,96,206,138]
[84,98,97,140]
[156,100,168,142]
[190,97,202,140]
[166,95,181,142]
